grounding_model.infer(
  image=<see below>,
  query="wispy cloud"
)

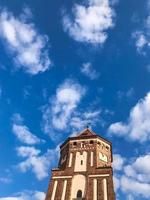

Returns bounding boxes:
[62,0,115,44]
[17,146,41,157]
[113,154,125,171]
[108,92,150,142]
[0,8,51,75]
[42,79,101,140]
[0,190,45,200]
[81,62,99,80]
[0,177,12,184]
[42,79,85,139]
[132,1,150,54]
[132,31,148,54]
[12,113,44,145]
[0,86,2,99]
[117,88,135,100]
[16,146,59,180]
[70,110,101,135]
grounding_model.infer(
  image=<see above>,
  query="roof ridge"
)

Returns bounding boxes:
[77,128,96,137]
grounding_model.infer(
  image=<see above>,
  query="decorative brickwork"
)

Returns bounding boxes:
[45,128,116,200]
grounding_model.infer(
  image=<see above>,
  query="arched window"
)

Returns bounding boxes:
[73,142,77,146]
[90,140,94,144]
[77,190,82,198]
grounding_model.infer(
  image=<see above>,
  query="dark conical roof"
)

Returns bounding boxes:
[77,128,96,137]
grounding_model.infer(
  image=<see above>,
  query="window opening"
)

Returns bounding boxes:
[73,142,77,146]
[77,190,82,198]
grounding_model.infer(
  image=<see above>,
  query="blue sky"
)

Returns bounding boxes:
[0,0,150,199]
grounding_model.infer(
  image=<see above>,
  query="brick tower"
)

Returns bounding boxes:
[45,128,116,200]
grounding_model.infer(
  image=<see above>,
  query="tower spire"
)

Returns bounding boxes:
[86,122,91,129]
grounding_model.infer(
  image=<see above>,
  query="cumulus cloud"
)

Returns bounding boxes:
[113,175,120,193]
[12,114,43,145]
[81,62,99,80]
[62,0,115,44]
[121,176,150,198]
[124,154,150,183]
[113,154,125,193]
[0,191,45,200]
[108,92,150,142]
[113,153,150,198]
[16,146,58,180]
[0,9,51,74]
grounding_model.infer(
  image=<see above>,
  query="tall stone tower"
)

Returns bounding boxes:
[45,128,116,200]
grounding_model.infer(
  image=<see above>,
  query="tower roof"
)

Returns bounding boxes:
[60,128,111,149]
[77,128,96,137]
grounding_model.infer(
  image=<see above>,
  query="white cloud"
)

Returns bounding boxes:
[117,88,134,100]
[0,198,21,200]
[113,154,125,171]
[70,110,101,135]
[132,1,150,54]
[113,152,150,198]
[83,110,101,118]
[23,86,32,99]
[42,79,85,138]
[133,154,150,174]
[0,86,2,98]
[12,113,24,123]
[121,176,150,198]
[17,146,41,157]
[12,114,43,145]
[32,191,45,200]
[0,191,45,200]
[127,194,135,200]
[62,0,115,44]
[81,62,99,80]
[0,9,51,75]
[16,146,58,180]
[113,175,120,192]
[0,177,12,184]
[108,92,150,142]
[113,153,125,195]
[146,64,150,73]
[124,154,150,183]
[12,124,42,145]
[132,31,148,53]
[42,79,102,140]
